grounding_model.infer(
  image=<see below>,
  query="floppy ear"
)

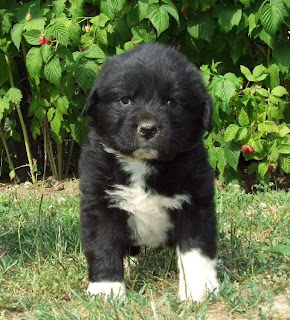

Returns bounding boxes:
[81,88,99,117]
[203,95,214,132]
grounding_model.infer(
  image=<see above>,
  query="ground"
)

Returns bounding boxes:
[0,180,289,319]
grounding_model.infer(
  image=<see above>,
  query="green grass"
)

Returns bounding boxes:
[0,184,289,319]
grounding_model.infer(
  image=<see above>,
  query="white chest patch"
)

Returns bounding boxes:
[104,152,191,247]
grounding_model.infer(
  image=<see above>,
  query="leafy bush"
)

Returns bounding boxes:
[0,0,289,184]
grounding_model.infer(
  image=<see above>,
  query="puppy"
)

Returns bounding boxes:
[79,43,219,302]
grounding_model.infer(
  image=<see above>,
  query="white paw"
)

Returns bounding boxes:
[177,247,219,302]
[87,281,126,299]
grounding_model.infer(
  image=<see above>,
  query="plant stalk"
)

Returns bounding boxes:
[64,139,75,179]
[4,53,36,183]
[57,143,63,180]
[0,127,17,182]
[44,119,58,179]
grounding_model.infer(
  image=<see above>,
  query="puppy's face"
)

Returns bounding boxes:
[84,44,212,161]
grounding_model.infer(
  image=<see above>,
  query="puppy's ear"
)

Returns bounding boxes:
[203,95,214,132]
[82,89,99,117]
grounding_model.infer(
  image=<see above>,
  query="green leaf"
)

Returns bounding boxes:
[247,162,258,174]
[131,26,156,43]
[217,147,227,175]
[50,110,63,136]
[240,65,255,82]
[280,155,290,173]
[268,63,280,89]
[215,7,242,33]
[90,13,110,27]
[224,124,240,142]
[277,123,290,137]
[236,127,248,140]
[258,29,274,49]
[248,13,256,35]
[258,162,268,177]
[56,96,69,115]
[211,76,236,103]
[258,121,278,133]
[11,23,24,50]
[0,97,10,120]
[224,144,240,171]
[25,18,46,31]
[271,86,288,97]
[257,88,269,97]
[187,15,215,42]
[44,57,62,85]
[34,106,46,123]
[162,4,179,24]
[26,47,42,77]
[277,144,290,154]
[67,20,81,42]
[107,0,126,18]
[47,107,55,122]
[30,118,41,140]
[75,60,99,92]
[53,22,70,45]
[252,64,267,78]
[69,116,90,144]
[82,46,106,62]
[259,0,286,35]
[40,44,53,63]
[238,108,250,127]
[147,4,170,36]
[6,88,22,104]
[274,41,290,72]
[24,29,42,45]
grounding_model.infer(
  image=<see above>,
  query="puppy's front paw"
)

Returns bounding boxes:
[177,248,219,302]
[87,281,126,299]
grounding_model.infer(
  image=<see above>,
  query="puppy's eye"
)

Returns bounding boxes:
[167,99,180,108]
[120,97,131,105]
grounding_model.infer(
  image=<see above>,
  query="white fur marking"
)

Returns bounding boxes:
[104,150,191,247]
[132,148,159,160]
[177,247,219,302]
[87,281,126,299]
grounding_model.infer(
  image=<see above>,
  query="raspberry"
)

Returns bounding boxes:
[39,36,45,45]
[248,147,254,153]
[44,38,51,45]
[241,145,249,153]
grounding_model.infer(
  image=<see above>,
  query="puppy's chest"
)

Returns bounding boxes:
[105,160,190,247]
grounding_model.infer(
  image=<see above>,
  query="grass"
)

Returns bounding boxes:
[0,183,289,319]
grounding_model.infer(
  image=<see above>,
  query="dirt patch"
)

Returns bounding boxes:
[0,178,80,199]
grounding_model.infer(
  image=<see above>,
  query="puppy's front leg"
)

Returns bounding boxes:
[81,202,127,299]
[176,205,219,302]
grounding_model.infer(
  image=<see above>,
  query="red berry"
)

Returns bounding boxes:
[241,145,249,153]
[39,36,45,45]
[248,147,254,153]
[44,38,51,45]
[267,164,274,172]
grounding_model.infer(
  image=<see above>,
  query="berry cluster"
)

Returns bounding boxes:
[241,145,254,153]
[39,36,51,45]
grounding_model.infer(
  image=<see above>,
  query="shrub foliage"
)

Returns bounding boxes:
[0,0,289,184]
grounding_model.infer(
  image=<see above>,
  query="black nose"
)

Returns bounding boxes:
[138,122,158,140]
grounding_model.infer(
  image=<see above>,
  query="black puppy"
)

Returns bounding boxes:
[79,43,219,302]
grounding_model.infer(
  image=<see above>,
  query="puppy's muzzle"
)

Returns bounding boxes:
[138,121,158,140]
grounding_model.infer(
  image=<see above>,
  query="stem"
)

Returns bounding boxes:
[57,143,63,180]
[5,53,36,184]
[0,127,17,182]
[44,119,58,179]
[64,139,75,179]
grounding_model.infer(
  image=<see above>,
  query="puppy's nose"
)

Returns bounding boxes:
[138,122,158,140]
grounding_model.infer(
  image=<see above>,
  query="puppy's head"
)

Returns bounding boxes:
[84,43,213,160]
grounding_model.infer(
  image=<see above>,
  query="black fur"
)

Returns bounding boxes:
[79,43,217,286]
